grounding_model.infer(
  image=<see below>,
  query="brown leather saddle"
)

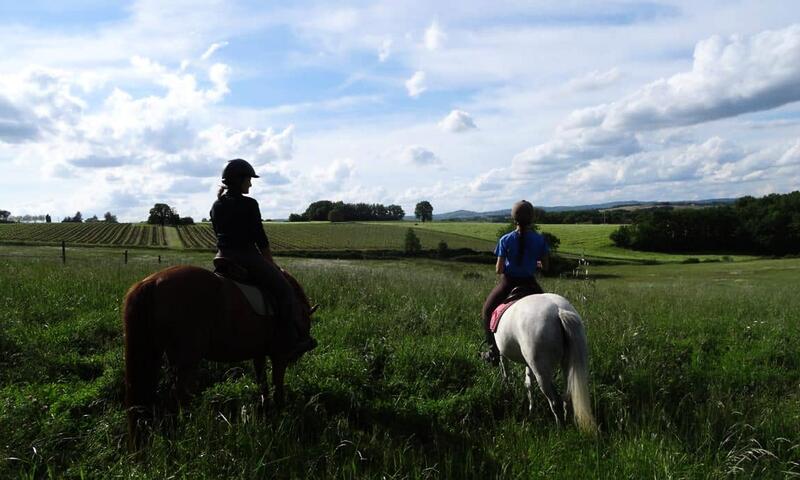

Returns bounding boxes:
[503,285,542,304]
[213,257,275,316]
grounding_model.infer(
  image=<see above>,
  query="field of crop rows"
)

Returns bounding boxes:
[177,223,495,252]
[0,223,168,247]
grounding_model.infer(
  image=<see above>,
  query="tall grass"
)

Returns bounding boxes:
[1,250,799,478]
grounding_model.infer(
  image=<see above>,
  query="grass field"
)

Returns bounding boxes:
[1,221,760,264]
[1,245,798,478]
[403,221,758,263]
[178,223,495,252]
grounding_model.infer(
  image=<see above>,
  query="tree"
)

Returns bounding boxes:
[542,232,560,253]
[288,213,306,222]
[328,206,347,222]
[404,228,422,255]
[62,211,83,223]
[386,204,405,220]
[45,214,51,223]
[104,212,118,223]
[437,240,449,258]
[609,225,633,248]
[414,201,433,222]
[303,200,334,221]
[85,215,100,222]
[147,203,179,226]
[0,210,10,222]
[178,217,195,225]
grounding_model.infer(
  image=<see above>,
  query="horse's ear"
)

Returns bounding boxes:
[310,304,319,315]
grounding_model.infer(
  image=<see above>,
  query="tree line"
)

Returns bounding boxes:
[0,211,119,223]
[444,207,654,225]
[609,191,800,255]
[289,200,406,222]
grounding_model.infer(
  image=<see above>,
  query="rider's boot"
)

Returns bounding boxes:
[480,330,500,366]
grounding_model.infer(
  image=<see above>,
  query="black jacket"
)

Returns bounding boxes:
[210,192,269,251]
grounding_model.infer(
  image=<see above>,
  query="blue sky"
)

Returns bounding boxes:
[0,0,799,221]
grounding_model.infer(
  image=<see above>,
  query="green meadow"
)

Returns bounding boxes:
[405,221,758,263]
[0,221,759,263]
[1,245,798,478]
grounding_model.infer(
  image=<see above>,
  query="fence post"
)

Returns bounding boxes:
[124,250,128,265]
[61,241,66,264]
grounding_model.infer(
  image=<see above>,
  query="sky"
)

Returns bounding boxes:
[0,1,799,221]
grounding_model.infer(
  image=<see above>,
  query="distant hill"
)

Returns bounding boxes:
[423,198,738,221]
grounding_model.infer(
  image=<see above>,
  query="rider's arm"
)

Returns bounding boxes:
[495,256,505,274]
[250,199,273,263]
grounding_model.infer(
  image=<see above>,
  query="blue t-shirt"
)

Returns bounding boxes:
[495,230,549,278]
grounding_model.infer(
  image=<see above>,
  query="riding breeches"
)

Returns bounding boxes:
[481,275,543,333]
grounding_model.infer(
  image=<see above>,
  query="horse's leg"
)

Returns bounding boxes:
[253,357,270,409]
[499,356,509,382]
[271,359,287,408]
[524,366,536,413]
[530,360,566,427]
[166,347,199,411]
[174,362,198,409]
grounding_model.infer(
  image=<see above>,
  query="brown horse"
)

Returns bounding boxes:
[122,264,316,447]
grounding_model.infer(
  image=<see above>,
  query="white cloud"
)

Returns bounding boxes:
[599,25,800,131]
[0,67,86,143]
[439,109,477,132]
[201,41,229,61]
[512,127,641,176]
[402,145,440,166]
[565,68,621,92]
[562,136,800,192]
[378,38,392,62]
[170,177,214,194]
[513,24,800,193]
[199,124,294,162]
[424,20,445,50]
[405,70,426,97]
[312,158,354,184]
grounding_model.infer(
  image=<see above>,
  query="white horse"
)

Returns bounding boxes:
[494,293,596,433]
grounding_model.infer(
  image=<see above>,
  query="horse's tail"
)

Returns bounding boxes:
[123,278,162,449]
[558,308,597,434]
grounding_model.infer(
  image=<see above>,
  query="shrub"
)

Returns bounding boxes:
[437,241,449,258]
[404,228,421,255]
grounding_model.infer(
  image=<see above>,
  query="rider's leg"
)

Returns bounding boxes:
[480,275,512,362]
[242,253,314,360]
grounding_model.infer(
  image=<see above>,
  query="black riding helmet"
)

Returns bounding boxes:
[222,158,259,180]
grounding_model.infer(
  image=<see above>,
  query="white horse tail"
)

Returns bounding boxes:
[558,308,597,434]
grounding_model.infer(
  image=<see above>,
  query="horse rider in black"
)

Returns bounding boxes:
[210,158,317,362]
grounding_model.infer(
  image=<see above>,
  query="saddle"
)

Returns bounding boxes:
[505,285,541,303]
[213,257,274,317]
[489,286,542,333]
